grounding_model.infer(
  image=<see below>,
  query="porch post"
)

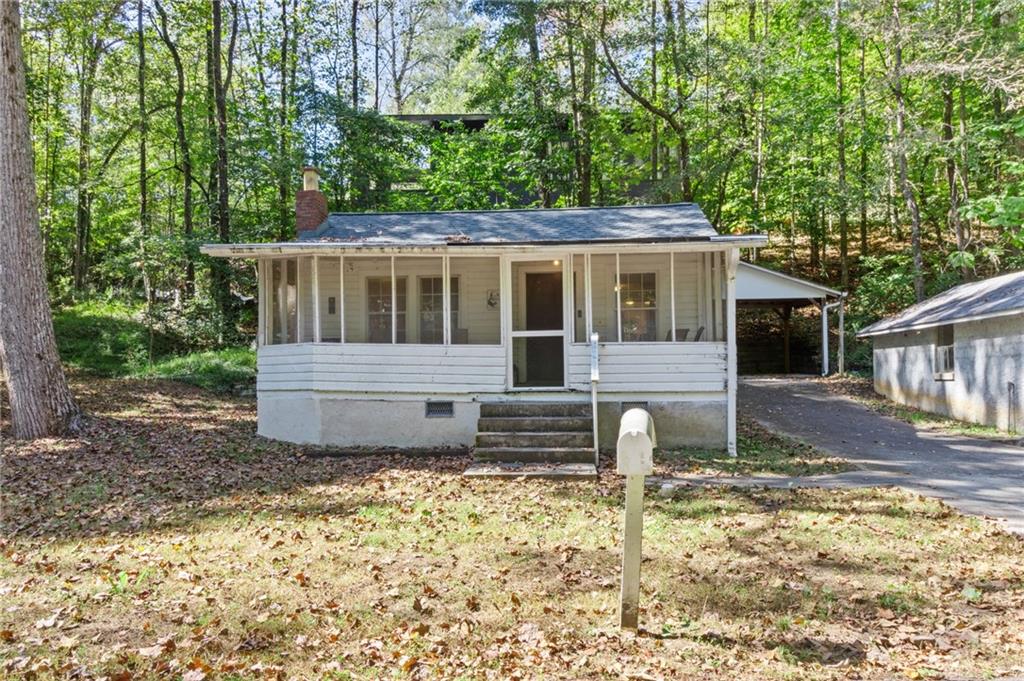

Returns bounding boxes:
[615,253,622,342]
[500,256,512,388]
[391,255,397,344]
[256,260,265,347]
[669,253,677,341]
[339,255,345,343]
[442,254,451,345]
[296,257,304,343]
[312,256,321,343]
[277,259,287,344]
[726,249,739,457]
[584,253,593,339]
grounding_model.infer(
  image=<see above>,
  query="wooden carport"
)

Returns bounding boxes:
[736,262,845,375]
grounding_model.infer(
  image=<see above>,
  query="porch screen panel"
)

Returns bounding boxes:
[395,257,443,344]
[297,257,314,341]
[589,254,618,342]
[318,257,342,342]
[269,258,297,344]
[672,252,702,341]
[343,256,400,343]
[572,255,586,342]
[618,253,671,342]
[449,257,500,344]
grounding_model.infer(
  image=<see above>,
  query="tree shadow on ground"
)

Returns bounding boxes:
[1,377,469,542]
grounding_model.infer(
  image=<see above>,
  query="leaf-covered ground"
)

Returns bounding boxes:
[3,378,1024,680]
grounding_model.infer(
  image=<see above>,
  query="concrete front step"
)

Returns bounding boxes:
[479,402,591,418]
[477,416,592,433]
[463,462,598,480]
[473,446,595,464]
[476,431,594,448]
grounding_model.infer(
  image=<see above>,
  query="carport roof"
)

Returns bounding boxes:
[736,262,842,307]
[858,269,1024,337]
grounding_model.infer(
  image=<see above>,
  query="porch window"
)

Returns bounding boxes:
[419,277,459,344]
[367,276,407,343]
[449,256,500,344]
[619,272,657,341]
[267,258,297,344]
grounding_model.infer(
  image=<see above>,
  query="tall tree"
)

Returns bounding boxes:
[0,0,81,438]
[834,0,850,288]
[153,0,196,297]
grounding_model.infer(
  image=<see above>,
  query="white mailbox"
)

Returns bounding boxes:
[616,408,656,476]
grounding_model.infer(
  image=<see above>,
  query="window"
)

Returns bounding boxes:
[367,276,406,343]
[934,324,955,377]
[419,277,459,344]
[619,272,657,341]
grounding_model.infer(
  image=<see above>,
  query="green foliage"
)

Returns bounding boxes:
[133,348,256,394]
[53,301,179,376]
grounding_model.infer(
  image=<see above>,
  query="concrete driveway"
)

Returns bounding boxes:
[740,377,1024,534]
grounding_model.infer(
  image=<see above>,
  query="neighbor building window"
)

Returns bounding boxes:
[618,272,657,342]
[934,324,955,377]
[419,277,459,344]
[367,276,406,343]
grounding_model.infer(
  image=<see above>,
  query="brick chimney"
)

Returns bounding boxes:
[296,166,328,234]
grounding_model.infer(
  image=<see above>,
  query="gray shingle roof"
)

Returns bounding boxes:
[297,203,718,246]
[858,270,1024,337]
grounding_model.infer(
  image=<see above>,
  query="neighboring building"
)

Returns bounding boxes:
[858,271,1024,432]
[202,168,765,467]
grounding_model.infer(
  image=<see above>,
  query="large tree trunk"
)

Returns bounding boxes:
[350,0,359,107]
[0,0,82,439]
[73,54,98,293]
[858,37,868,258]
[137,0,153,306]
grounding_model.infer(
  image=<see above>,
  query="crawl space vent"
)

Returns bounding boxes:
[425,401,455,418]
[620,401,649,415]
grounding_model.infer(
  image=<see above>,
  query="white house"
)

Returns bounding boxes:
[858,270,1024,432]
[201,169,766,465]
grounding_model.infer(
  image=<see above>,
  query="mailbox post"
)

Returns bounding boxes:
[616,408,655,630]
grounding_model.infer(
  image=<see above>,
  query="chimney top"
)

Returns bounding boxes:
[302,166,320,192]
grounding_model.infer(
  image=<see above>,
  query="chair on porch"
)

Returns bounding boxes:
[691,326,705,341]
[665,328,689,342]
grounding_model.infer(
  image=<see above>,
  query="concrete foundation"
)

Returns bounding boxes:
[257,391,728,450]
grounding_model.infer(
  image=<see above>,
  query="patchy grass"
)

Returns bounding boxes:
[133,348,256,394]
[3,379,1024,680]
[656,417,855,477]
[824,375,1014,442]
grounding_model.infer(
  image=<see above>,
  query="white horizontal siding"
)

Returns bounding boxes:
[258,343,506,393]
[568,342,727,393]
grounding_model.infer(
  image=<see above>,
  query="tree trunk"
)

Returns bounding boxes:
[350,0,359,107]
[858,37,868,258]
[0,0,82,439]
[278,0,290,240]
[210,0,234,329]
[137,0,152,305]
[942,81,966,277]
[155,0,195,297]
[73,53,99,293]
[834,0,849,289]
[663,0,692,201]
[891,0,924,301]
[524,2,551,207]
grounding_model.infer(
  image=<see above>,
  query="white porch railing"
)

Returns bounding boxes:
[590,332,600,465]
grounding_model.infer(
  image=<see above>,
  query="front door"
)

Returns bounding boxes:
[511,261,566,388]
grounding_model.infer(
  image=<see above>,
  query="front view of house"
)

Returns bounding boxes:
[202,169,765,460]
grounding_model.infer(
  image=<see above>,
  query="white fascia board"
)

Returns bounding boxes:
[200,237,766,259]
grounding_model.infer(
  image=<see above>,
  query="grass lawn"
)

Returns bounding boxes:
[3,379,1024,680]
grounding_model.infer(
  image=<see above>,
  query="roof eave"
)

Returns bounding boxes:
[201,234,766,258]
[857,307,1024,338]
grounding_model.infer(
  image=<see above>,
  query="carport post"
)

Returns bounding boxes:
[838,296,846,375]
[821,300,829,376]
